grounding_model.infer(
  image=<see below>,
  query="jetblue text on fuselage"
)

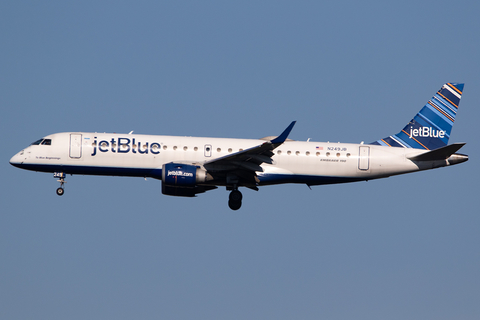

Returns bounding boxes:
[408,126,445,139]
[91,137,161,156]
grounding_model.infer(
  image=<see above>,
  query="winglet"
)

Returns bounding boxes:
[270,121,296,145]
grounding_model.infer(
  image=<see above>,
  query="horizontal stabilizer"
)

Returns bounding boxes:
[407,143,466,161]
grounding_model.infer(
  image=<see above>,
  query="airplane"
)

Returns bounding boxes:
[10,83,468,210]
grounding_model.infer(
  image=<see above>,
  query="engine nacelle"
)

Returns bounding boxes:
[161,163,211,197]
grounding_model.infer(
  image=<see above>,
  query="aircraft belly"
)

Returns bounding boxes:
[260,151,362,185]
[258,173,365,186]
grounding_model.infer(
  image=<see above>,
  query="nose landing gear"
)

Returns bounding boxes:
[228,189,243,210]
[54,172,66,196]
[56,187,64,196]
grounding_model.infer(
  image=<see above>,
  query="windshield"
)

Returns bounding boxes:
[30,139,43,145]
[30,138,52,146]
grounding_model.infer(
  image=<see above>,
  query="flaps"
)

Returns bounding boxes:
[248,154,274,164]
[231,161,264,172]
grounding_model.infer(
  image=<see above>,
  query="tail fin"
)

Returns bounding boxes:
[371,83,464,150]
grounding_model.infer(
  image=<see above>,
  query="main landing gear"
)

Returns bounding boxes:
[228,189,243,210]
[54,172,66,196]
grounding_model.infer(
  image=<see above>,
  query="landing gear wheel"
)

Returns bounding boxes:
[229,190,243,202]
[228,199,242,210]
[56,187,64,196]
[228,190,242,210]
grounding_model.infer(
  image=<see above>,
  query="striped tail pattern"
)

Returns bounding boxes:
[371,83,464,150]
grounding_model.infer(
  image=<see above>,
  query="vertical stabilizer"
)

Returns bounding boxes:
[371,83,464,150]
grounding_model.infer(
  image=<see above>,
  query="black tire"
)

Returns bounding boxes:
[229,190,243,202]
[56,187,64,196]
[228,200,242,210]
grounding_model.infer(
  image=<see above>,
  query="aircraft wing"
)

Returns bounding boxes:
[203,121,296,189]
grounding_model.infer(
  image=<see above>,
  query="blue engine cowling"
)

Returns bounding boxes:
[161,163,211,197]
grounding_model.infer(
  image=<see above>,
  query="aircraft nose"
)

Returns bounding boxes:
[9,151,25,167]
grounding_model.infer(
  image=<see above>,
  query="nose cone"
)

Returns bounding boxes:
[9,151,25,168]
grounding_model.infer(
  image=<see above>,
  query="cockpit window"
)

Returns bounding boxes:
[31,139,43,145]
[30,138,52,146]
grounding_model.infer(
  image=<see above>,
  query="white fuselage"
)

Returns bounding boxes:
[10,132,450,186]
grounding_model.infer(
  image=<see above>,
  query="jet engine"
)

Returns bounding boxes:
[161,163,213,197]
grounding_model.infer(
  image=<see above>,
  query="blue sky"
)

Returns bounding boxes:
[1,1,479,319]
